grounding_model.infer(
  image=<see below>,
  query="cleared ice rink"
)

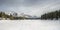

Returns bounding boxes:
[0,20,60,30]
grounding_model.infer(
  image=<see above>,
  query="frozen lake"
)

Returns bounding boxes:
[0,20,60,30]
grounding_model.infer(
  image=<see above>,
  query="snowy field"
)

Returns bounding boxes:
[0,20,60,30]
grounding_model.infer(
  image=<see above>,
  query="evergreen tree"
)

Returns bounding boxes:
[41,10,60,20]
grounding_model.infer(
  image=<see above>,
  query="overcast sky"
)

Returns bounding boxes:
[0,0,60,16]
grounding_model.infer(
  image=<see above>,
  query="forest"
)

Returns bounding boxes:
[0,12,25,20]
[41,10,60,20]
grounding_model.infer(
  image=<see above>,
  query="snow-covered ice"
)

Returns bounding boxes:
[0,20,60,30]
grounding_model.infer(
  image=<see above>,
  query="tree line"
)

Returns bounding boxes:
[41,10,60,20]
[0,12,26,20]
